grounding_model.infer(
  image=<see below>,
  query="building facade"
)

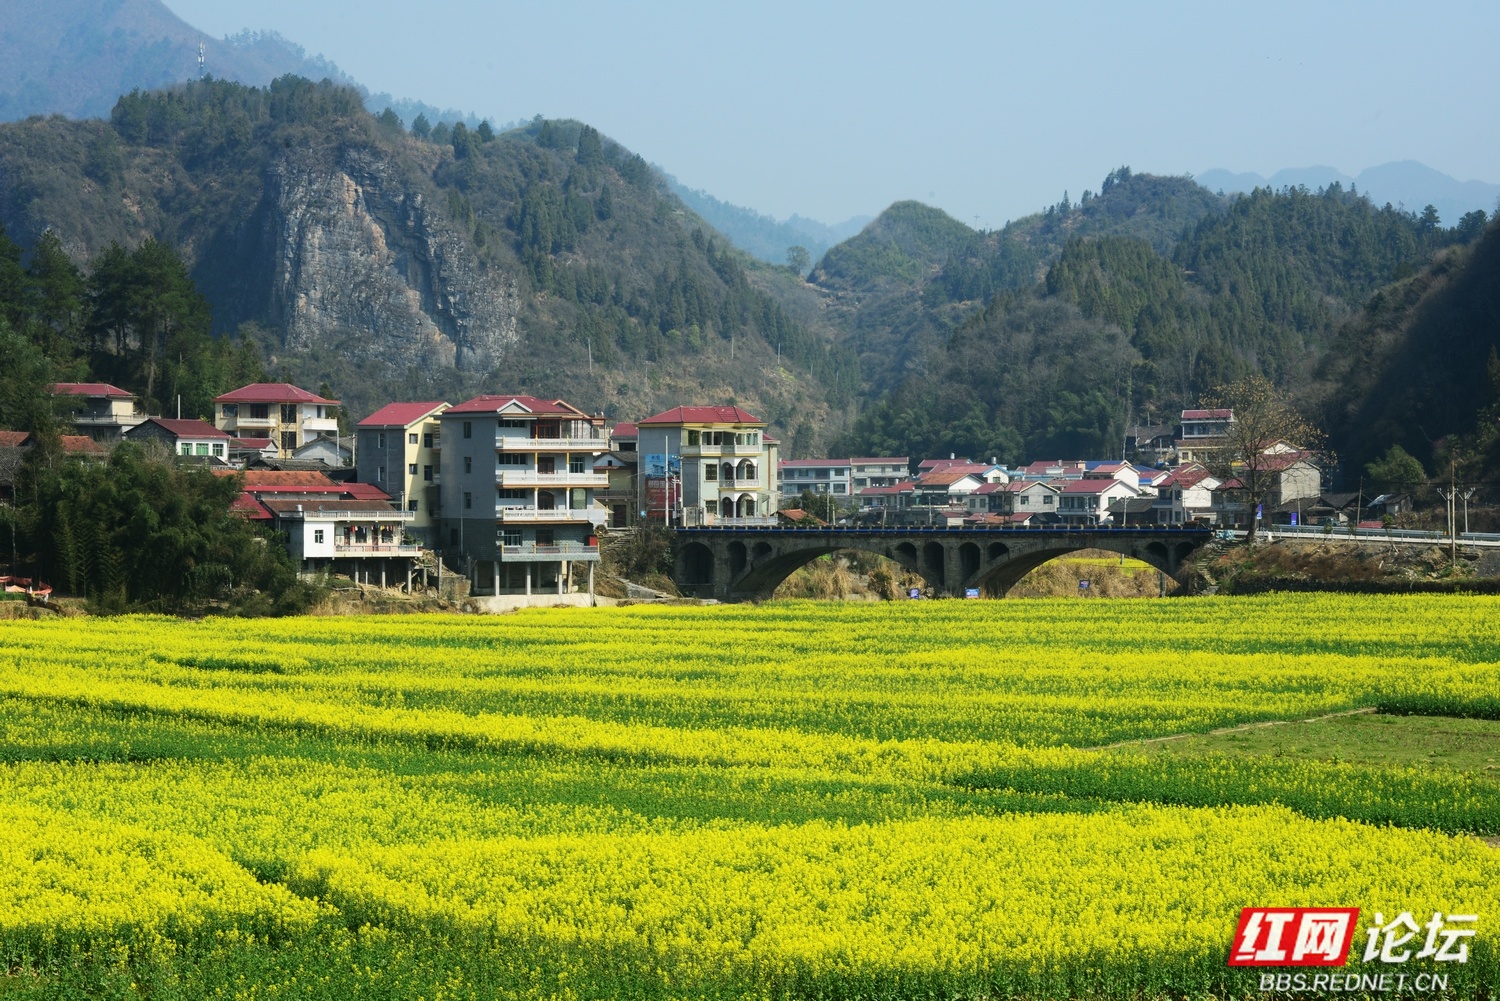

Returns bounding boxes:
[439,395,608,596]
[53,382,147,441]
[356,402,449,545]
[214,383,341,458]
[636,406,779,525]
[123,417,232,461]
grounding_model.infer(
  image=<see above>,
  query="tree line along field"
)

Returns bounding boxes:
[1,596,1498,999]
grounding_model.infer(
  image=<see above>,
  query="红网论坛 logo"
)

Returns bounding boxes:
[1229,908,1476,967]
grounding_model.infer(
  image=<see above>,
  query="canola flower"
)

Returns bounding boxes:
[0,595,1497,998]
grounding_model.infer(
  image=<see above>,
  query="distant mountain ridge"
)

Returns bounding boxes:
[1198,162,1500,230]
[666,178,870,268]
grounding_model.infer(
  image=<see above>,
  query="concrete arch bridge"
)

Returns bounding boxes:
[672,525,1214,600]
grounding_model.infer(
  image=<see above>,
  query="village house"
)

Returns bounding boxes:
[0,431,105,502]
[355,402,450,545]
[1055,478,1140,525]
[439,395,608,598]
[635,406,779,525]
[52,382,147,441]
[592,451,638,528]
[213,383,341,458]
[1148,463,1222,524]
[1175,408,1234,465]
[968,479,1062,519]
[123,417,233,461]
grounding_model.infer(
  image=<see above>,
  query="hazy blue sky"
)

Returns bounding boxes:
[165,0,1499,229]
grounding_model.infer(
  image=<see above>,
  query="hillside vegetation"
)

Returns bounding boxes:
[0,78,852,432]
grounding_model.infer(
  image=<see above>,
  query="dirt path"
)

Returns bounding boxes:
[1084,706,1380,752]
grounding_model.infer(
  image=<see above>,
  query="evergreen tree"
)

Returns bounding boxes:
[410,112,431,139]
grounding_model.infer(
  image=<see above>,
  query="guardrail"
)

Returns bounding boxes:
[497,508,603,523]
[501,543,600,559]
[1263,524,1500,547]
[495,436,608,450]
[333,543,423,555]
[497,471,610,487]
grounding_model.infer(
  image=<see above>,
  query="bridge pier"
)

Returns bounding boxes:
[672,527,1211,601]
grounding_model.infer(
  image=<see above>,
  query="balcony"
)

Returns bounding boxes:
[301,417,340,434]
[333,542,423,556]
[495,435,607,451]
[501,542,600,562]
[685,441,763,456]
[497,470,609,487]
[498,507,607,524]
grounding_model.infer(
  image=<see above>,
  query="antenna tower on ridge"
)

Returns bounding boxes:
[198,42,206,79]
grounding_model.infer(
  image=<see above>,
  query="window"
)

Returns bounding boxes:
[424,464,433,482]
[249,403,269,420]
[568,455,585,473]
[501,529,521,546]
[463,492,472,509]
[497,489,527,499]
[536,529,554,545]
[1044,495,1053,505]
[833,484,847,494]
[212,443,224,458]
[195,443,210,456]
[704,464,718,481]
[408,499,419,512]
[376,431,386,448]
[409,432,419,445]
[687,429,700,446]
[313,530,324,544]
[221,403,239,418]
[280,404,298,424]
[462,421,472,439]
[499,418,528,429]
[281,431,297,452]
[497,453,526,465]
[463,456,473,474]
[423,433,434,448]
[408,463,418,475]
[376,465,386,482]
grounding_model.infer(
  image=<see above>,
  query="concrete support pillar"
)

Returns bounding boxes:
[493,560,500,597]
[526,565,532,595]
[587,562,595,603]
[381,564,386,589]
[406,564,412,594]
[557,562,564,595]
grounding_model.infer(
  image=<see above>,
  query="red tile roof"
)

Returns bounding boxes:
[780,458,851,468]
[214,383,339,405]
[341,482,392,501]
[916,464,988,486]
[850,457,909,464]
[638,405,763,425]
[858,483,915,495]
[232,437,275,449]
[214,469,338,489]
[0,431,29,447]
[610,421,638,438]
[230,494,273,520]
[357,401,449,427]
[446,395,589,416]
[53,382,133,398]
[917,458,972,471]
[62,436,105,455]
[1181,409,1233,420]
[133,418,233,439]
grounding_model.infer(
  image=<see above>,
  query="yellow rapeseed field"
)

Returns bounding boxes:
[0,595,1496,998]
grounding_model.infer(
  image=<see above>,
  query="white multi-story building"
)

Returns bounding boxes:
[214,383,342,458]
[439,395,608,596]
[356,401,450,545]
[636,406,779,525]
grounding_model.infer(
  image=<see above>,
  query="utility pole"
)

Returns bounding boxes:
[1461,487,1476,537]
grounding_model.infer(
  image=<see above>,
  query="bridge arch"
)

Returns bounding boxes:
[671,528,1209,601]
[968,540,1179,597]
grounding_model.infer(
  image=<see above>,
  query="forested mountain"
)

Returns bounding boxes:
[833,181,1482,466]
[0,78,852,434]
[1198,162,1500,234]
[806,169,1224,392]
[1316,216,1500,479]
[0,0,354,121]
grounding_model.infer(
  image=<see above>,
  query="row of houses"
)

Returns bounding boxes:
[38,382,786,600]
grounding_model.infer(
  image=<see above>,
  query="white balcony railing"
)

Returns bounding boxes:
[301,417,340,433]
[495,436,607,451]
[498,508,606,523]
[687,442,763,456]
[501,542,600,561]
[333,543,423,555]
[497,471,609,487]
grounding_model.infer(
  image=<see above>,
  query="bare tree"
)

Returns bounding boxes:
[1198,375,1326,544]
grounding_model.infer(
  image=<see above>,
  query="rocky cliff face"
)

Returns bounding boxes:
[265,146,520,374]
